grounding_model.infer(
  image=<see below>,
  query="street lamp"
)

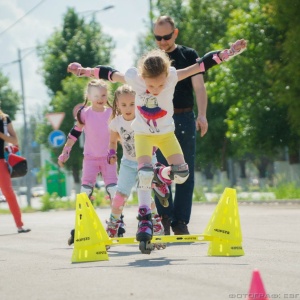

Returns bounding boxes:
[79,5,115,18]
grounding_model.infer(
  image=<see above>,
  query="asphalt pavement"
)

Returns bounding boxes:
[0,201,300,300]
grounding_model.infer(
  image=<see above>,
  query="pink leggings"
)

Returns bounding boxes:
[81,156,117,187]
[0,159,23,227]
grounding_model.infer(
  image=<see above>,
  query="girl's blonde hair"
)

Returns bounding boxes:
[138,49,171,79]
[111,84,136,119]
[77,79,112,124]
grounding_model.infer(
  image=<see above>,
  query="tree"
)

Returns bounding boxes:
[266,0,300,163]
[0,71,21,119]
[37,8,115,95]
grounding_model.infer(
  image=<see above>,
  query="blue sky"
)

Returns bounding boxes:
[0,0,150,126]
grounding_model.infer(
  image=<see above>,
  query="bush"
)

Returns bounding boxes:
[40,192,76,211]
[272,182,300,199]
[193,186,207,202]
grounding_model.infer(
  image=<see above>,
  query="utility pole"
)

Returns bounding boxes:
[18,48,32,207]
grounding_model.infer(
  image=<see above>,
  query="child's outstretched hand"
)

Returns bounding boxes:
[232,39,247,52]
[67,62,96,77]
[219,39,247,61]
[58,146,71,167]
[67,62,83,75]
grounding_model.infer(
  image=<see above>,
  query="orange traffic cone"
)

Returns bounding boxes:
[248,269,269,300]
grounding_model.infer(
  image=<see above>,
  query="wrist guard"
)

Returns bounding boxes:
[107,149,117,164]
[219,43,247,62]
[58,146,72,163]
[68,125,82,142]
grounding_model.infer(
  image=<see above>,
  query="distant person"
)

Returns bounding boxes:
[58,79,118,245]
[0,109,31,233]
[67,38,246,253]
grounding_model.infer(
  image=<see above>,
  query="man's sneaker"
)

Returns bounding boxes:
[136,206,153,242]
[153,163,172,207]
[106,218,126,238]
[172,221,190,235]
[161,215,171,235]
[152,214,166,250]
[68,229,75,246]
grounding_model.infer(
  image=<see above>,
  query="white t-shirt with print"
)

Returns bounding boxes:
[125,67,178,135]
[109,115,136,161]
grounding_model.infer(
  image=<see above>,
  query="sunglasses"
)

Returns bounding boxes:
[154,31,174,41]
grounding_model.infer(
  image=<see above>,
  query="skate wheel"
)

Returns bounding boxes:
[154,243,167,250]
[139,241,153,254]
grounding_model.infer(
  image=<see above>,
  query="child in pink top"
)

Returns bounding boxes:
[58,79,118,245]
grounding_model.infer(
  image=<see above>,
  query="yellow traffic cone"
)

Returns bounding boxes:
[71,193,110,263]
[203,188,244,256]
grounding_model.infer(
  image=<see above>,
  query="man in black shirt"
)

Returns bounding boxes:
[153,16,208,235]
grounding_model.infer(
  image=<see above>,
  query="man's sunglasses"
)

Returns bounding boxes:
[154,31,174,41]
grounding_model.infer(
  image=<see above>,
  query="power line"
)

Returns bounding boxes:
[0,0,47,37]
[0,47,37,69]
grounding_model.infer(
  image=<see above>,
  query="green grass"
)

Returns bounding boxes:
[1,183,299,215]
[40,192,76,211]
[271,182,300,199]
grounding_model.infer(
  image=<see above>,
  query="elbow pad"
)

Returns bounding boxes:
[196,50,222,73]
[68,125,82,142]
[94,65,118,82]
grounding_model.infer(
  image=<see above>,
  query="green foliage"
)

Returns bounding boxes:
[40,192,76,211]
[37,8,115,95]
[271,182,300,199]
[193,186,207,202]
[203,1,295,173]
[267,0,300,136]
[92,188,111,208]
[0,71,21,119]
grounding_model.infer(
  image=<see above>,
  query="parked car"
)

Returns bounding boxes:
[31,186,45,197]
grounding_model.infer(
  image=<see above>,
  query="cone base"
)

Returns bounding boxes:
[207,239,244,256]
[72,244,109,263]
